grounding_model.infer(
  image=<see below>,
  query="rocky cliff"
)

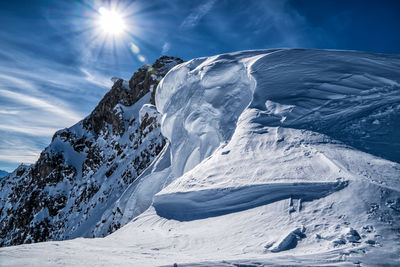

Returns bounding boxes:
[0,56,183,247]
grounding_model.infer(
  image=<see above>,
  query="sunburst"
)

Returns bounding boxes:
[97,7,126,36]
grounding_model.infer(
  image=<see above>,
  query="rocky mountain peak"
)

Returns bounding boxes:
[0,55,183,247]
[82,56,183,136]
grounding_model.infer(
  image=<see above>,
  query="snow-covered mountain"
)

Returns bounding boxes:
[0,170,7,179]
[1,49,400,266]
[0,56,183,247]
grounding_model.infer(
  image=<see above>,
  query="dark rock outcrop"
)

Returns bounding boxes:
[0,56,183,247]
[83,56,183,135]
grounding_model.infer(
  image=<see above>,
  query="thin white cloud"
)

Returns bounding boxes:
[0,110,19,115]
[0,49,113,172]
[0,77,85,169]
[161,42,171,54]
[0,134,48,169]
[0,73,36,91]
[180,0,216,30]
[80,67,113,88]
[0,148,41,164]
[0,20,113,172]
[0,124,59,136]
[0,89,82,123]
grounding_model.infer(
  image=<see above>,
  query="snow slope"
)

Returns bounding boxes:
[1,49,400,266]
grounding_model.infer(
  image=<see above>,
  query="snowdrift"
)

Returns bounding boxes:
[1,49,400,266]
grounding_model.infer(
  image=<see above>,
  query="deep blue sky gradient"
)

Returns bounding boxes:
[0,0,399,171]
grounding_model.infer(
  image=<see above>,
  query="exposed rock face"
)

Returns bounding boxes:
[83,56,183,135]
[0,56,183,247]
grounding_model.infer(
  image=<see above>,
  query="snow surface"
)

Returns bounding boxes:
[1,49,400,266]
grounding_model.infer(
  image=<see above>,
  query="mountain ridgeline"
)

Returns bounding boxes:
[0,49,400,265]
[0,56,183,247]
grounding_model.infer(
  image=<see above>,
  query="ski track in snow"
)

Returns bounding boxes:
[1,49,400,266]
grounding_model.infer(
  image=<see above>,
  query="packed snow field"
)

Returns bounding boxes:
[1,49,400,266]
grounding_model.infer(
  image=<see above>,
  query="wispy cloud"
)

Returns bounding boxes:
[0,135,46,171]
[0,110,19,115]
[0,29,111,171]
[0,125,60,136]
[0,89,82,123]
[161,42,171,54]
[0,147,42,164]
[80,67,113,89]
[0,73,84,169]
[0,73,36,91]
[180,0,216,30]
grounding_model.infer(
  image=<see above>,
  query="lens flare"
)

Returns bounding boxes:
[130,42,140,54]
[138,55,146,62]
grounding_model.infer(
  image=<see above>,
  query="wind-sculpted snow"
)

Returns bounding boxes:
[155,48,400,200]
[1,49,400,266]
[156,49,400,184]
[155,51,267,177]
[147,49,400,264]
[154,180,348,221]
[248,49,400,163]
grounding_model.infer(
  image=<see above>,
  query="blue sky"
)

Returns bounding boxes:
[0,0,399,172]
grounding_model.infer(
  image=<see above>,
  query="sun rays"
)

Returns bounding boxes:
[97,7,126,36]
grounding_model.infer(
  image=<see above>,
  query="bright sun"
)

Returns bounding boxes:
[97,7,126,35]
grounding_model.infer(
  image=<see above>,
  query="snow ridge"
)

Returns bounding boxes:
[1,49,400,266]
[147,49,400,265]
